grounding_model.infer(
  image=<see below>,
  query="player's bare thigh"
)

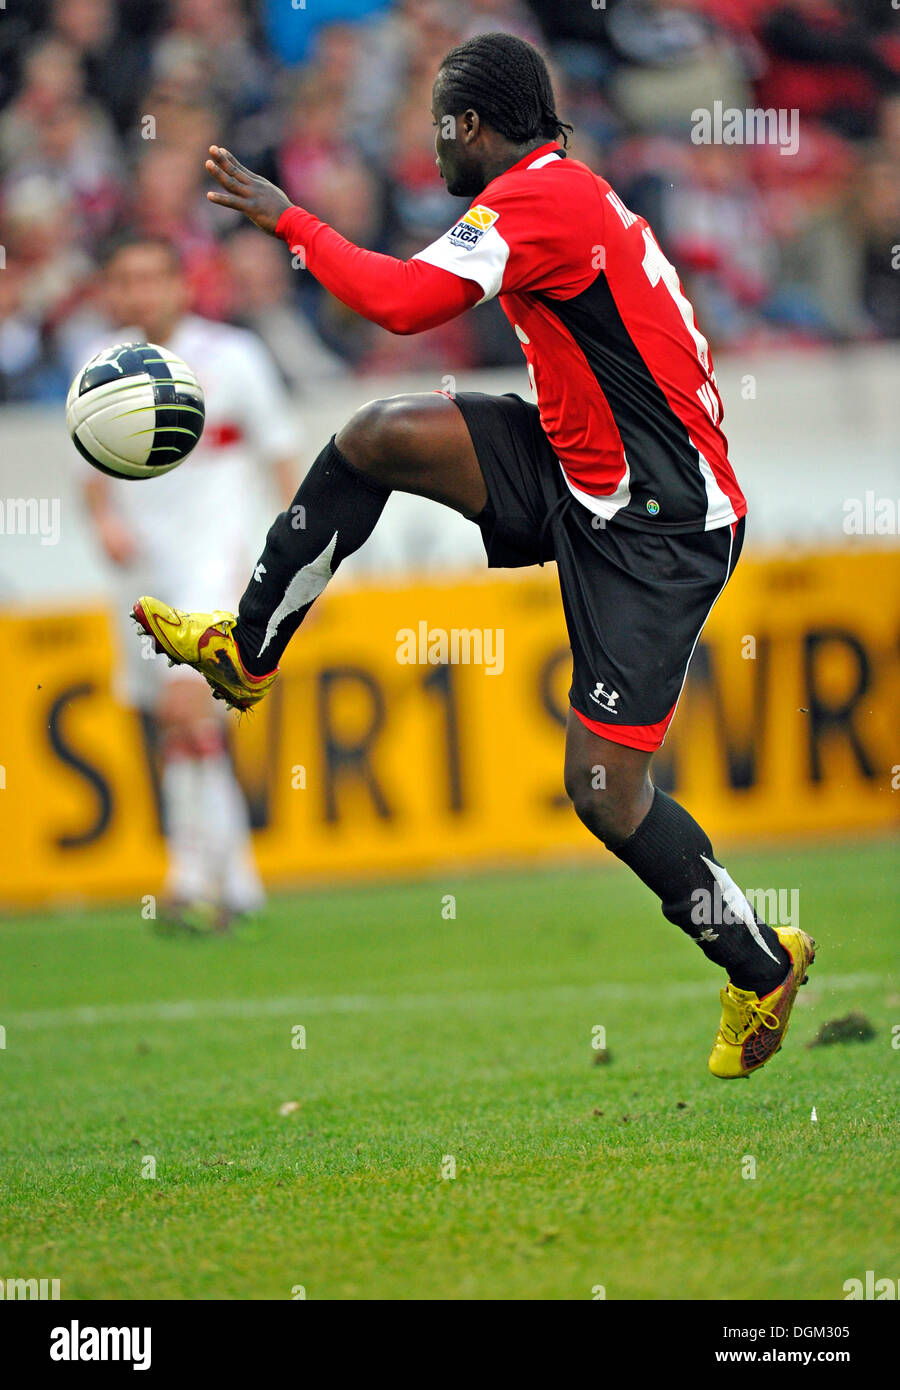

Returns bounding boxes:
[335,392,488,519]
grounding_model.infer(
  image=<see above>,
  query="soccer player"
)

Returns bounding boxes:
[133,33,815,1069]
[82,235,301,931]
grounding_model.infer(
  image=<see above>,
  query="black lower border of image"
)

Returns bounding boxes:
[5,1298,892,1373]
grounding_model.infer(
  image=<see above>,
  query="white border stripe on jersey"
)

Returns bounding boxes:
[695,443,740,531]
[560,455,632,521]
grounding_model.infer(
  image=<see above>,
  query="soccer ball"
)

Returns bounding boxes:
[66,342,205,480]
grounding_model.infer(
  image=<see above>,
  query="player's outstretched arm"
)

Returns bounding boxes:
[205,146,291,235]
[205,145,480,333]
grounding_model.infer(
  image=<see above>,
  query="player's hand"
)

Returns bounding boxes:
[205,146,292,235]
[97,511,137,567]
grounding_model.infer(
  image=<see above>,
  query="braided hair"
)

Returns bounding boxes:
[436,32,573,149]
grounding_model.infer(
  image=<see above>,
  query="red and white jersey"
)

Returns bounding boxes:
[414,144,745,533]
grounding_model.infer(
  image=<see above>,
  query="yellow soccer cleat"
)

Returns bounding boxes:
[131,596,277,711]
[708,926,817,1079]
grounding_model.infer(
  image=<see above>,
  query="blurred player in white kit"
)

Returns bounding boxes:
[80,235,300,930]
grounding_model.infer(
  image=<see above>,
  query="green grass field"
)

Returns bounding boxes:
[0,841,896,1301]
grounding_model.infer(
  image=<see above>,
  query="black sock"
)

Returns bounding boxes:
[235,437,390,675]
[610,789,790,992]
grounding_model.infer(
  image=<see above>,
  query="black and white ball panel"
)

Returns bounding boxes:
[66,342,205,480]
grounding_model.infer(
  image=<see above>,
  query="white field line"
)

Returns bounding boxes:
[2,973,885,1033]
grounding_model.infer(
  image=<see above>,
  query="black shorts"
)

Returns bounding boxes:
[451,391,744,751]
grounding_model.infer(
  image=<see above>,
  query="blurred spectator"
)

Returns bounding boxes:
[0,262,66,403]
[749,125,864,339]
[0,32,122,244]
[224,227,349,392]
[277,64,362,217]
[758,0,900,143]
[461,0,542,45]
[48,0,147,134]
[0,37,85,172]
[156,0,273,129]
[879,90,900,162]
[130,146,233,321]
[849,154,900,338]
[384,88,462,245]
[658,144,778,347]
[14,93,122,245]
[348,1,462,151]
[3,175,95,331]
[604,0,753,136]
[263,0,391,67]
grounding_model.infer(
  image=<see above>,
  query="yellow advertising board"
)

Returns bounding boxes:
[1,547,897,909]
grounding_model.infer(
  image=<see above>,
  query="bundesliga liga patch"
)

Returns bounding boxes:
[447,204,499,250]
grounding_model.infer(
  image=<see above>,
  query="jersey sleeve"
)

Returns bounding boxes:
[413,178,597,303]
[412,204,512,302]
[276,206,482,333]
